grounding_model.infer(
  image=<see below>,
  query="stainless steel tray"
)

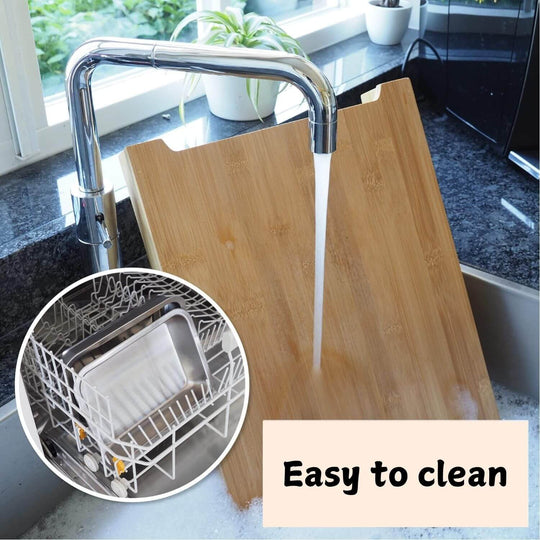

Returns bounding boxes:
[62,295,187,373]
[73,308,210,440]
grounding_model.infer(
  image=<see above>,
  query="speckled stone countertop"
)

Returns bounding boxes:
[420,104,538,288]
[0,30,538,407]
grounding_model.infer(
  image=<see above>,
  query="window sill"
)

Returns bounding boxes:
[42,70,204,172]
[282,5,366,54]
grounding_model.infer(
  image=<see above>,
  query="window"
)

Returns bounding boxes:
[31,0,198,98]
[0,0,364,176]
[245,0,340,21]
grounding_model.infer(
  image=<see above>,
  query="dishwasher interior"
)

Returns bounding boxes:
[19,271,247,499]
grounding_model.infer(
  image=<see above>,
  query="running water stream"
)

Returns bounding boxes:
[312,152,332,371]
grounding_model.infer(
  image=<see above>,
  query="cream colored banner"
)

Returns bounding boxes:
[263,420,528,528]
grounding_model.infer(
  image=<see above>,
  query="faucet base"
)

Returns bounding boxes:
[71,184,121,272]
[81,236,122,273]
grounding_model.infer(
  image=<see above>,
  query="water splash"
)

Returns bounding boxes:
[313,152,332,371]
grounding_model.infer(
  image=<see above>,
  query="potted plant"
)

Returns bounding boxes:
[365,0,412,46]
[171,7,306,121]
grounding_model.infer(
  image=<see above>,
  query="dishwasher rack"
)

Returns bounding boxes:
[21,272,246,498]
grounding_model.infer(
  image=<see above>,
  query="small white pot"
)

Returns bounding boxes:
[203,74,280,121]
[365,1,413,46]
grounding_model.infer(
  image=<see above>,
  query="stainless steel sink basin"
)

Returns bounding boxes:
[461,264,539,400]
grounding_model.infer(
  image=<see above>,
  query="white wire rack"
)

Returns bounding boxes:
[21,273,245,497]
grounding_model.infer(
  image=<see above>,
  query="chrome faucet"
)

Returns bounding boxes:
[66,38,337,272]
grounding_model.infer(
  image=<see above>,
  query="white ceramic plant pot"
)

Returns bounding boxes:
[203,74,280,121]
[365,0,413,46]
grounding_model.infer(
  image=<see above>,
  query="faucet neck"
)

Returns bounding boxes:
[66,38,337,193]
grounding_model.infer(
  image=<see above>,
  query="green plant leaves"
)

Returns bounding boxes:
[246,78,262,121]
[170,6,307,57]
[170,6,308,121]
[46,53,67,65]
[29,0,197,95]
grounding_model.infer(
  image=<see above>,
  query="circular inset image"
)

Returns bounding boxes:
[16,269,248,502]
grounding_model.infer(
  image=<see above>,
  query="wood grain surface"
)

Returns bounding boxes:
[121,78,499,507]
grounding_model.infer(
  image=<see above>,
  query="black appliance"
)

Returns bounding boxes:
[418,0,538,179]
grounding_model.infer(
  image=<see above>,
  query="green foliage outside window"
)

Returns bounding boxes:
[29,0,197,95]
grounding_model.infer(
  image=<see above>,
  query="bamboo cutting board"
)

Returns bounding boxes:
[121,79,498,506]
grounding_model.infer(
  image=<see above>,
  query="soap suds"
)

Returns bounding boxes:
[451,385,479,419]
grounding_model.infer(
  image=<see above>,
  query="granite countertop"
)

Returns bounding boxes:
[0,30,538,408]
[420,104,538,287]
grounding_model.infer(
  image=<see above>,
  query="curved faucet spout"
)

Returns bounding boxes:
[65,37,338,271]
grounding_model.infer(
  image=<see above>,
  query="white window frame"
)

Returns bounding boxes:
[0,0,365,176]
